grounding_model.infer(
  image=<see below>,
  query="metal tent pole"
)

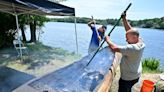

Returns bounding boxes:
[15,14,23,61]
[74,16,78,54]
[12,3,22,61]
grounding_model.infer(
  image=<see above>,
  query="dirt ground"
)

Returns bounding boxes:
[0,44,80,77]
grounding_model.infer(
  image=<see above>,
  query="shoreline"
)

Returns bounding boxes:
[47,21,164,30]
[0,43,81,76]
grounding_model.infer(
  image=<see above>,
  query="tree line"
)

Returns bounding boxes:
[49,16,164,29]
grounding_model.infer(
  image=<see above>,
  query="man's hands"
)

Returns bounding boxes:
[98,36,101,41]
[105,36,110,43]
[121,12,126,18]
[88,20,96,27]
[105,36,112,46]
[91,20,96,24]
[105,36,120,52]
[121,12,132,31]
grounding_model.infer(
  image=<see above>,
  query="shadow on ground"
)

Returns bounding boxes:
[0,43,80,91]
[0,66,35,92]
[0,43,79,71]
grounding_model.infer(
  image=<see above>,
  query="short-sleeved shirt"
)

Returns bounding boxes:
[88,26,104,53]
[118,41,145,80]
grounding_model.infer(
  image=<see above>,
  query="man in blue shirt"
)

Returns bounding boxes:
[88,20,107,53]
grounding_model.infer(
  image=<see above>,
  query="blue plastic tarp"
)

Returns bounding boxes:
[29,47,114,92]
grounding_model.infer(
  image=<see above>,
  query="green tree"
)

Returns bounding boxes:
[0,12,16,48]
[159,22,164,29]
[143,20,154,28]
[19,14,28,42]
[130,21,138,27]
[27,15,48,43]
[0,0,68,47]
[106,19,116,25]
[26,0,68,42]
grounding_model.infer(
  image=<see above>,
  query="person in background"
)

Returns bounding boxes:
[105,13,145,92]
[88,20,107,53]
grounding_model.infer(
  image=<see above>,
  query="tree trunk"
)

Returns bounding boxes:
[29,20,37,42]
[20,25,26,42]
[33,21,37,42]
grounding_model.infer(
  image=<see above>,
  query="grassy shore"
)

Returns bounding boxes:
[0,42,81,77]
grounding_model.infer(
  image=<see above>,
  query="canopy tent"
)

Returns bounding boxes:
[0,0,78,60]
[0,0,75,16]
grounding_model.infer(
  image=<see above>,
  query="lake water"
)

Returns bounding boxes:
[26,22,164,69]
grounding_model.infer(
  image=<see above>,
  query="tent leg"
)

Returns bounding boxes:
[15,14,23,61]
[74,16,78,54]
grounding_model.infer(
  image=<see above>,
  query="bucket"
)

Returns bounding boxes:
[141,80,155,92]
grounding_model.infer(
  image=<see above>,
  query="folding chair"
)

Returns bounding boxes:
[13,39,28,56]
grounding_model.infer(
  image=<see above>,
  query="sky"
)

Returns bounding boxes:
[61,0,164,20]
